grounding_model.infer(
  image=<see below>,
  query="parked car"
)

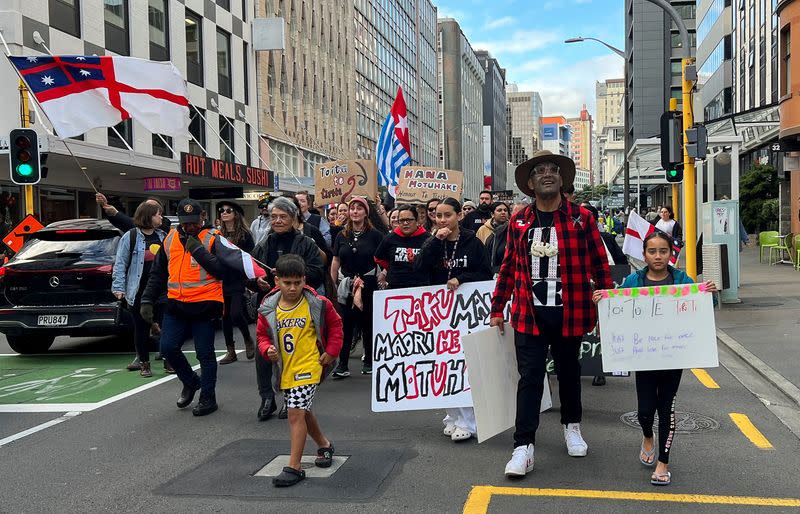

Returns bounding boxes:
[0,219,129,354]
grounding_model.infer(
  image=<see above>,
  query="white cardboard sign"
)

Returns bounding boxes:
[371,281,496,412]
[597,285,719,372]
[463,328,552,443]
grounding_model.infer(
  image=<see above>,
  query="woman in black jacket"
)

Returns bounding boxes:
[216,200,256,364]
[414,197,491,443]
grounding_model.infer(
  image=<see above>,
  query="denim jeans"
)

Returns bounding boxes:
[160,312,217,399]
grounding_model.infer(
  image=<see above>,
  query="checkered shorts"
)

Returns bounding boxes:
[283,384,317,410]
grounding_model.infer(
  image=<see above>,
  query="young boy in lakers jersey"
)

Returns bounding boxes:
[257,255,343,487]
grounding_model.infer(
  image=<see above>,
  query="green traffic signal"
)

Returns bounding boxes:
[669,169,678,177]
[16,163,34,176]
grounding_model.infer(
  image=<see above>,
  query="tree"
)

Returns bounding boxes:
[739,163,778,233]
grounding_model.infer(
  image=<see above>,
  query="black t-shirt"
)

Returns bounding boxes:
[333,228,383,278]
[528,209,563,331]
[374,230,430,289]
[643,273,675,287]
[137,231,163,298]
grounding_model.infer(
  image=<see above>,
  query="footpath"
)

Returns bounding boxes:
[714,245,800,407]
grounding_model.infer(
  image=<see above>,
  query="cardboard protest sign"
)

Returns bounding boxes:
[598,284,718,372]
[314,160,378,205]
[395,166,463,203]
[463,328,551,443]
[491,190,514,203]
[371,281,495,412]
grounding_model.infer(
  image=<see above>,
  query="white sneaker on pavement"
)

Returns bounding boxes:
[564,423,588,457]
[504,444,534,477]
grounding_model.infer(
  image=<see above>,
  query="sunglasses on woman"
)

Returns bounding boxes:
[218,207,235,214]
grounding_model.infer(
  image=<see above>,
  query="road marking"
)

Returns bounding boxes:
[462,486,800,513]
[729,412,774,449]
[0,411,81,448]
[691,368,720,389]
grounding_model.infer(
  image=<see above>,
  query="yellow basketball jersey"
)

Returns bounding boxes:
[276,297,322,389]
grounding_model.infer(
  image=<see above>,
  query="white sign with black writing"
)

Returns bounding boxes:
[598,285,718,372]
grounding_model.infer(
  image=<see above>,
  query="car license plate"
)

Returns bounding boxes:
[37,315,68,326]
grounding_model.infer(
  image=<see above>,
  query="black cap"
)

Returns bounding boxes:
[177,198,202,223]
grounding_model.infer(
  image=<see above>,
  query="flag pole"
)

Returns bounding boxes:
[189,104,242,164]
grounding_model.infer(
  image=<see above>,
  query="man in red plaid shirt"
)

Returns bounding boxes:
[490,150,611,478]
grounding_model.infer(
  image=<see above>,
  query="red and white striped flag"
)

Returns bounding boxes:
[622,210,682,265]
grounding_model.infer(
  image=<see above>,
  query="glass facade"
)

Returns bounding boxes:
[185,11,203,86]
[49,0,81,37]
[353,0,439,167]
[148,0,169,61]
[699,40,725,84]
[697,0,725,43]
[104,0,129,55]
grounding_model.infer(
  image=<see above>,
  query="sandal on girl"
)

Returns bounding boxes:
[650,471,671,486]
[273,466,305,487]
[443,423,456,437]
[639,440,656,466]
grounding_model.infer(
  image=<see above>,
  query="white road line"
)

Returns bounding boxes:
[0,412,81,448]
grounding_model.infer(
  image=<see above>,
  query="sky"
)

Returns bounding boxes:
[434,0,625,119]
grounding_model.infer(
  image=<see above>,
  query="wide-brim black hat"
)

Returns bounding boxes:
[216,200,244,216]
[515,150,577,197]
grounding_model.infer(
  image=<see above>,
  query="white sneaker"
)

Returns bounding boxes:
[564,423,588,457]
[443,422,456,437]
[504,444,534,477]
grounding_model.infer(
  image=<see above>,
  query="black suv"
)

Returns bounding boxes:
[0,219,128,354]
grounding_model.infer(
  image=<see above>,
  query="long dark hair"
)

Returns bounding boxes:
[219,208,251,245]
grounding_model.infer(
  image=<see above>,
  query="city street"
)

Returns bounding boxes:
[2,250,800,513]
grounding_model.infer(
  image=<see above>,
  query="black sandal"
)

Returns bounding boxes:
[315,442,335,468]
[272,466,305,487]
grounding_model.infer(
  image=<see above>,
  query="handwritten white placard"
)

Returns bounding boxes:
[598,285,719,372]
[371,281,496,412]
[463,328,551,443]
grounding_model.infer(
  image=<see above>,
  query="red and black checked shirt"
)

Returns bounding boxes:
[490,200,612,337]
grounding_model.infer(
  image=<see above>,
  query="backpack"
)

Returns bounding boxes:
[125,228,137,274]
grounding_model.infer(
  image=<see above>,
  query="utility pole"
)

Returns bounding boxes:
[18,80,34,215]
[645,0,697,279]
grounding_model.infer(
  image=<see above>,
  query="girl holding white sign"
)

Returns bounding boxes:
[593,232,716,486]
[415,197,492,442]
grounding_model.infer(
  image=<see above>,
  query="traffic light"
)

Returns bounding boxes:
[660,111,683,182]
[9,128,41,185]
[686,124,708,159]
[666,162,684,183]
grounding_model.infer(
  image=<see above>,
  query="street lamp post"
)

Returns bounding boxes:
[564,36,630,213]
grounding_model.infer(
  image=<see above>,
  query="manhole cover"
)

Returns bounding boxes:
[620,411,719,434]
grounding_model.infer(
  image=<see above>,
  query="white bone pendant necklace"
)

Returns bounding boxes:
[531,209,558,258]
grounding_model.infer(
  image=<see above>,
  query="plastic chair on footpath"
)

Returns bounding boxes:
[770,232,792,265]
[794,234,800,271]
[758,231,779,263]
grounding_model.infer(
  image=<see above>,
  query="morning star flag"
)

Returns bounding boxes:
[8,55,190,138]
[376,87,412,196]
[216,235,267,280]
[622,210,683,265]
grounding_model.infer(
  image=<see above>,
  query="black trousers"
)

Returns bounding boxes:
[222,292,252,347]
[338,288,374,368]
[513,323,583,448]
[254,342,277,403]
[636,369,683,464]
[130,297,163,363]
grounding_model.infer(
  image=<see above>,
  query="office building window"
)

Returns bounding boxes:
[148,0,169,61]
[220,116,235,162]
[243,41,250,104]
[217,29,232,98]
[104,0,129,55]
[242,0,248,21]
[185,10,203,86]
[245,124,252,166]
[217,0,230,10]
[108,119,133,149]
[152,134,173,158]
[49,0,81,37]
[189,107,206,156]
[781,27,791,97]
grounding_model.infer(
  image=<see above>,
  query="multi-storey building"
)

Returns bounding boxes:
[0,0,259,225]
[777,0,799,233]
[696,0,733,121]
[598,123,627,185]
[256,0,357,185]
[506,85,543,166]
[541,116,572,158]
[568,105,594,182]
[437,18,485,200]
[475,50,508,190]
[354,0,439,169]
[596,78,625,134]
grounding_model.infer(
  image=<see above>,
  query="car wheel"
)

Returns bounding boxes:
[7,335,55,354]
[244,290,258,324]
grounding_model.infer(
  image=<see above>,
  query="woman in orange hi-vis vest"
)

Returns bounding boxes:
[140,198,260,417]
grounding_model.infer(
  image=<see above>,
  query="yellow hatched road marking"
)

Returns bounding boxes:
[462,486,800,513]
[729,412,774,449]
[691,368,720,389]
